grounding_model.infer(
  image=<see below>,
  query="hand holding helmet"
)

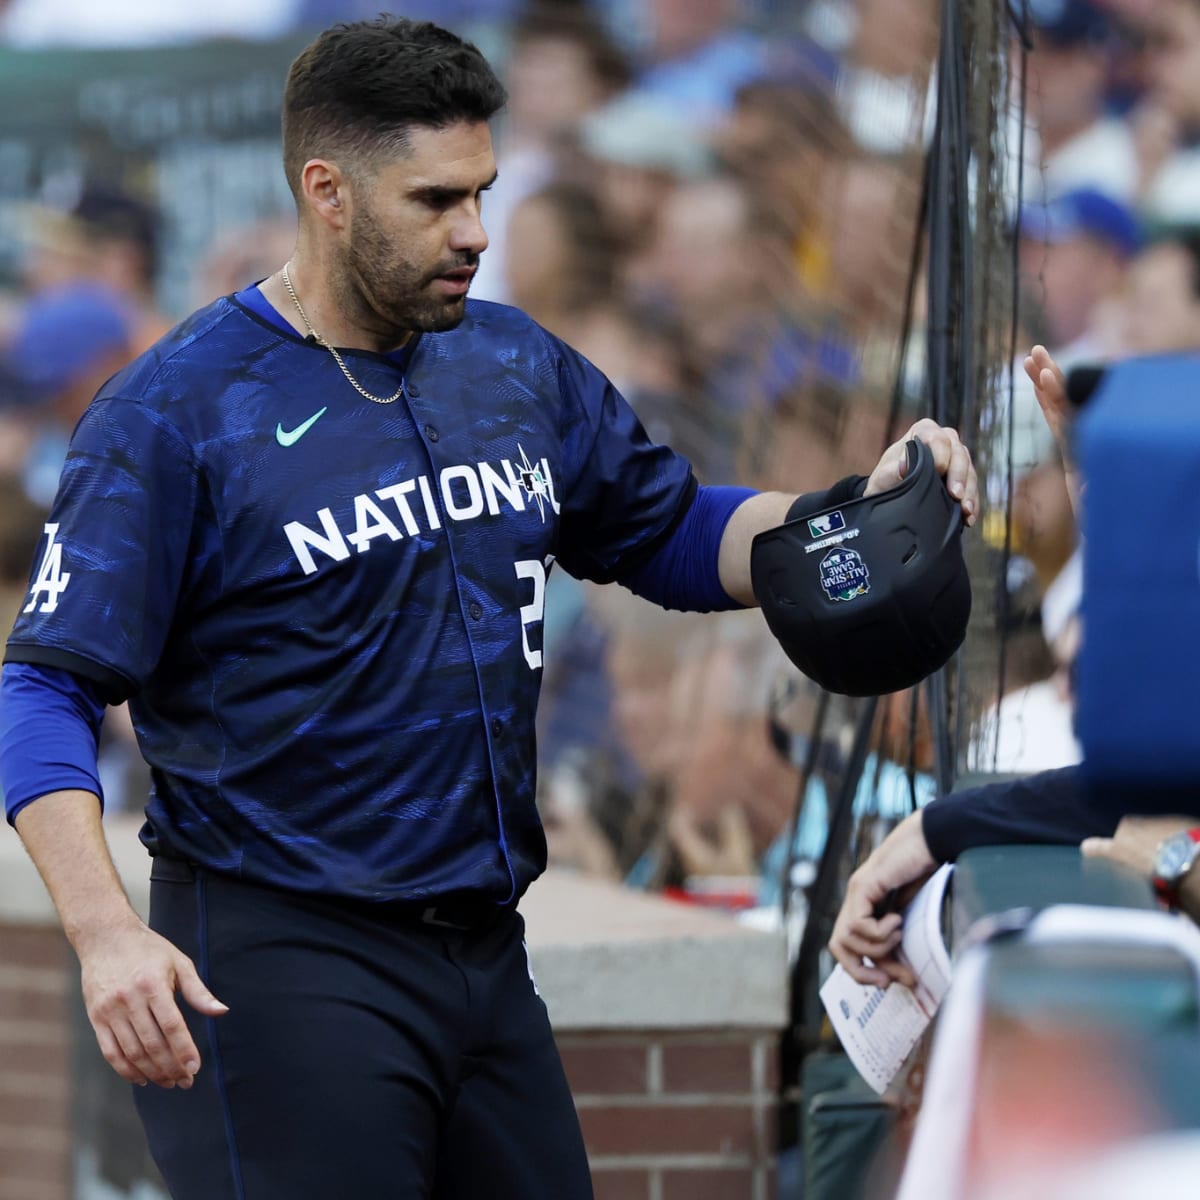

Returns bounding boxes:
[751,434,973,696]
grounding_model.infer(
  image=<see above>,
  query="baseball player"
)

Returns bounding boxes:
[0,18,977,1199]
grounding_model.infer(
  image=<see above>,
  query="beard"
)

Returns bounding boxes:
[338,198,477,342]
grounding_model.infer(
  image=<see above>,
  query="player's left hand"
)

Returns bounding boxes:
[864,419,977,526]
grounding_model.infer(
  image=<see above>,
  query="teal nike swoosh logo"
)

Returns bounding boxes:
[275,407,328,447]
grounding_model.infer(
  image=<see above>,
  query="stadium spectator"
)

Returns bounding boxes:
[758,685,938,911]
[837,0,938,154]
[21,182,171,354]
[718,76,849,303]
[191,215,298,309]
[634,0,766,127]
[502,181,620,343]
[1011,453,1076,597]
[1122,227,1200,353]
[827,151,922,341]
[639,175,767,373]
[970,552,1083,773]
[578,89,711,298]
[1008,186,1139,473]
[471,4,629,303]
[0,282,137,506]
[1021,0,1140,204]
[1139,0,1200,223]
[665,615,797,876]
[1018,186,1139,356]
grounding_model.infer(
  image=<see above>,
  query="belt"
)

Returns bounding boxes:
[149,856,510,932]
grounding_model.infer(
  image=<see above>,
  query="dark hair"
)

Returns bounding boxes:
[731,77,849,160]
[72,182,162,280]
[282,17,507,196]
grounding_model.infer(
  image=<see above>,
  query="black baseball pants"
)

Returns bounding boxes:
[135,862,594,1200]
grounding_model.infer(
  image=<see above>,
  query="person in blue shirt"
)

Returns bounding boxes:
[0,17,977,1200]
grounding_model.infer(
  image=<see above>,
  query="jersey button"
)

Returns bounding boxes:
[469,602,482,620]
[424,424,439,442]
[407,382,421,397]
[491,717,503,737]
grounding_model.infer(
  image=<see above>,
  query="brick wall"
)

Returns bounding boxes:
[0,923,781,1200]
[0,925,71,1200]
[560,1030,779,1200]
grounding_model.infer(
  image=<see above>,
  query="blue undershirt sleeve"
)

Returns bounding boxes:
[1,662,105,826]
[623,485,758,612]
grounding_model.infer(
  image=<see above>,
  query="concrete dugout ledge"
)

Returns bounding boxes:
[1,816,789,1033]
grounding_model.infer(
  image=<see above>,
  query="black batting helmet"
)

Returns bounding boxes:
[751,439,971,696]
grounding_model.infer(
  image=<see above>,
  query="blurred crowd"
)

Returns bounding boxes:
[0,0,1198,918]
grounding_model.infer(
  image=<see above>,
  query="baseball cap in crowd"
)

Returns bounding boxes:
[1028,0,1111,48]
[0,282,136,408]
[1019,187,1142,259]
[580,92,711,179]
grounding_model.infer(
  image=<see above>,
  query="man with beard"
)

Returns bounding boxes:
[0,18,977,1199]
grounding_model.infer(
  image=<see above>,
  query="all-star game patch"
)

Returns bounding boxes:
[819,546,870,602]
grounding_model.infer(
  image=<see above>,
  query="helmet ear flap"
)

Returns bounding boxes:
[751,442,971,697]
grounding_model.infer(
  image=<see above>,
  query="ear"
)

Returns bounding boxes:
[299,158,350,230]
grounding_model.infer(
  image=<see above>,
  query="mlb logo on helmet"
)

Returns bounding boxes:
[808,510,846,540]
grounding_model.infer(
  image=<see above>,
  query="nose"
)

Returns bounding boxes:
[450,204,488,258]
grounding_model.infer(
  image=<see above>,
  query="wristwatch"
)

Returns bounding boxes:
[1151,828,1200,906]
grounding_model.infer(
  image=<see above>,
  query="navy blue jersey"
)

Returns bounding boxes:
[6,295,695,902]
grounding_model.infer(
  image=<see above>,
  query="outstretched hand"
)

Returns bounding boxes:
[864,418,977,527]
[1022,344,1071,460]
[1022,344,1082,515]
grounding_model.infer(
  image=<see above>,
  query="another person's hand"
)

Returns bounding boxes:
[1023,345,1071,459]
[828,812,938,988]
[864,418,977,527]
[667,804,756,879]
[78,915,228,1088]
[1023,344,1083,518]
[1082,817,1200,923]
[1080,816,1196,877]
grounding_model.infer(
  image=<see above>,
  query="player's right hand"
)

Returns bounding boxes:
[828,812,936,989]
[78,918,228,1088]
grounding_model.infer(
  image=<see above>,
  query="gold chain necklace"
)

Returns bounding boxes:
[281,263,405,405]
